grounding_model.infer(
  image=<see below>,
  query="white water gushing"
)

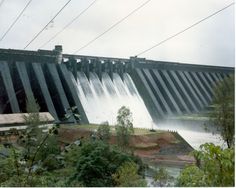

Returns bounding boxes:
[72,71,225,150]
[75,71,153,128]
[155,121,226,150]
[177,130,226,150]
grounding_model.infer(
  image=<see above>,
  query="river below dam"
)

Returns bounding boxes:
[155,119,226,150]
[144,118,225,186]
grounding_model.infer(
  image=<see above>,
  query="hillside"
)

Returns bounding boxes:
[59,125,195,167]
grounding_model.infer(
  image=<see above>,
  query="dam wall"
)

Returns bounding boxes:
[0,46,234,126]
[129,57,234,122]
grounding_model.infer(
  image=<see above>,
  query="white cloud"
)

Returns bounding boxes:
[0,0,234,67]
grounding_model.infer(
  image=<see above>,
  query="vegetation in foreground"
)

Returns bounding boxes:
[177,143,234,187]
[177,74,235,187]
[211,74,234,148]
[0,104,147,187]
[0,74,235,187]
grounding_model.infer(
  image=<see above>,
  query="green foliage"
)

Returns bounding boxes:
[152,167,173,187]
[1,170,75,187]
[71,140,146,187]
[97,123,110,142]
[0,99,148,187]
[177,143,234,187]
[211,74,234,148]
[19,168,78,187]
[63,144,81,167]
[2,125,61,186]
[116,106,134,149]
[177,165,206,187]
[112,161,147,187]
[0,96,61,186]
[23,95,41,127]
[0,148,20,184]
[1,175,28,187]
[42,154,62,171]
[36,135,60,161]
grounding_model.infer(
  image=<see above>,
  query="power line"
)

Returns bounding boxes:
[24,0,72,49]
[136,2,234,56]
[0,0,33,41]
[39,0,97,49]
[73,0,152,54]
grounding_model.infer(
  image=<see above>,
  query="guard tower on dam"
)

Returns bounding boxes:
[0,46,234,124]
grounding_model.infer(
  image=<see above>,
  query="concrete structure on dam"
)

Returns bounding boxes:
[0,46,234,125]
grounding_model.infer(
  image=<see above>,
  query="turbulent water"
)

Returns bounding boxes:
[74,71,153,128]
[71,71,225,150]
[155,120,226,150]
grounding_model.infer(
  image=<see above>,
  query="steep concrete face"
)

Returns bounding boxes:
[0,60,88,123]
[15,62,34,100]
[0,47,234,125]
[32,63,59,121]
[46,63,74,121]
[64,54,234,125]
[0,61,20,113]
[58,64,89,123]
[130,58,234,121]
[0,46,90,124]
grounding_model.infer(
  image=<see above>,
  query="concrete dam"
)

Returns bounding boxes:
[0,46,234,127]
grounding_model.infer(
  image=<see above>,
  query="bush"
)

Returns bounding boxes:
[177,143,234,187]
[42,154,62,171]
[97,123,110,142]
[152,167,174,187]
[71,140,146,187]
[113,161,147,187]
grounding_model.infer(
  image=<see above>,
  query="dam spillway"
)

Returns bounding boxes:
[0,46,234,127]
[76,71,152,127]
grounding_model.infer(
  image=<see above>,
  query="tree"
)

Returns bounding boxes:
[63,144,82,167]
[152,167,173,187]
[177,165,206,187]
[23,95,41,136]
[211,74,234,148]
[97,123,110,143]
[177,143,234,187]
[70,140,146,187]
[112,161,147,187]
[115,106,134,149]
[0,96,60,186]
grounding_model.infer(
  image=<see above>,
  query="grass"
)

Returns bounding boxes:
[169,140,180,144]
[133,128,164,135]
[60,124,99,130]
[60,124,164,135]
[133,142,158,149]
[168,113,210,121]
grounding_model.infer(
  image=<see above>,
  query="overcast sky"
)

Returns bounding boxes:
[0,0,234,67]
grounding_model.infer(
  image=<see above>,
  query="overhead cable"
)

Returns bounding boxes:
[24,0,72,49]
[0,0,33,41]
[136,2,234,56]
[73,0,152,54]
[39,0,97,49]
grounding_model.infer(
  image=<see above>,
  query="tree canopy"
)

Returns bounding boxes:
[116,106,134,149]
[153,167,173,187]
[177,143,234,187]
[112,161,147,187]
[71,140,146,187]
[211,74,234,148]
